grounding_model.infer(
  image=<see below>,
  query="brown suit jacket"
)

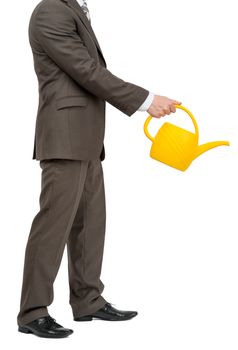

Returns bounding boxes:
[28,0,149,161]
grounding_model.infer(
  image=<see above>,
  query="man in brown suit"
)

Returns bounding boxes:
[17,0,181,338]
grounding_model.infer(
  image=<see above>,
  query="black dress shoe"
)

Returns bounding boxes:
[18,315,73,338]
[74,302,138,321]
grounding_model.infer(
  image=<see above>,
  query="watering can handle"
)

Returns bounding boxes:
[143,104,199,142]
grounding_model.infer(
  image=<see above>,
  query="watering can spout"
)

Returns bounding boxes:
[194,140,230,160]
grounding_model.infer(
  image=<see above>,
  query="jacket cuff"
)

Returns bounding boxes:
[123,88,150,116]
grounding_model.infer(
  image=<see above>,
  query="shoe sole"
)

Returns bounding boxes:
[74,315,137,322]
[18,325,73,338]
[74,315,93,321]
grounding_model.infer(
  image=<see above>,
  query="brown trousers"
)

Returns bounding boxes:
[17,158,107,326]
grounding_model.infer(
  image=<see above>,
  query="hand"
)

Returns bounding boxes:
[147,95,182,118]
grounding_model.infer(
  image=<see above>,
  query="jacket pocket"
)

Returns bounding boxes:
[56,95,88,110]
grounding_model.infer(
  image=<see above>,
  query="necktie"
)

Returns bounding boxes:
[81,0,91,22]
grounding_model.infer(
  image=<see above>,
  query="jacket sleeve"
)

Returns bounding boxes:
[32,3,150,116]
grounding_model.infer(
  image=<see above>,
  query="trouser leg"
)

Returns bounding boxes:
[67,158,107,318]
[17,159,88,326]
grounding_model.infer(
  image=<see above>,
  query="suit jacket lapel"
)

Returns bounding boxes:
[61,0,105,60]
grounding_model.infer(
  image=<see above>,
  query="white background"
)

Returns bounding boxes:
[0,0,237,348]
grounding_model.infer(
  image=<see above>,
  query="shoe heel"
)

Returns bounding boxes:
[74,315,93,321]
[18,325,32,334]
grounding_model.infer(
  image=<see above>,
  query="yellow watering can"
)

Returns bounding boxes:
[143,105,230,171]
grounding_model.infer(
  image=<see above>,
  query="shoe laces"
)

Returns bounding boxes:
[43,316,57,326]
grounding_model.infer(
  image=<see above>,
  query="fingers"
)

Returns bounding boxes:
[162,107,171,115]
[162,103,179,115]
[157,104,180,118]
[168,100,182,114]
[157,109,165,118]
[148,96,182,118]
[170,104,176,113]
